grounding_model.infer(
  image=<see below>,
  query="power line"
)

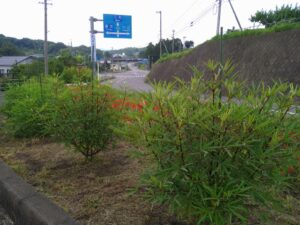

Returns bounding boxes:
[172,2,216,37]
[167,0,203,31]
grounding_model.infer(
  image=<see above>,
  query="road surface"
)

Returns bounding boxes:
[102,63,152,92]
[0,206,14,225]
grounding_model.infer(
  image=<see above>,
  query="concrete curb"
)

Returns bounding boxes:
[99,75,115,83]
[0,160,81,225]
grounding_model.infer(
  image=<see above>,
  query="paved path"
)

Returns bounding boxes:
[102,63,153,92]
[0,206,14,225]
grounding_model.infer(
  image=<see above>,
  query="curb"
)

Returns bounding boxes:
[99,75,115,83]
[0,160,80,225]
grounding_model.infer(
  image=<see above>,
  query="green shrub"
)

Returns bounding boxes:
[1,77,63,138]
[0,78,25,91]
[60,66,92,84]
[211,22,300,41]
[51,83,120,160]
[156,49,193,64]
[125,61,300,224]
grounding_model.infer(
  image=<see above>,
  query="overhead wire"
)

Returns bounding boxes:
[172,1,217,37]
[158,0,207,41]
[166,0,203,31]
[157,0,235,45]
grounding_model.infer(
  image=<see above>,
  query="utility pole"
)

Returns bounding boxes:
[39,0,52,75]
[172,29,175,53]
[228,0,242,31]
[216,0,222,35]
[156,11,162,58]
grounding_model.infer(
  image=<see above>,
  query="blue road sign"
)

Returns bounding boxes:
[103,14,132,39]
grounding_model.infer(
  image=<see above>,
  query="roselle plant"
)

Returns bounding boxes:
[125,60,300,224]
[51,83,120,160]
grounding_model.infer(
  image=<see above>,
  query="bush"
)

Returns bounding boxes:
[1,77,63,138]
[250,4,300,28]
[211,22,300,41]
[60,66,92,84]
[156,49,193,64]
[125,61,300,224]
[51,83,120,160]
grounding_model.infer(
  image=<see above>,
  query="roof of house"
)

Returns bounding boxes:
[0,56,35,66]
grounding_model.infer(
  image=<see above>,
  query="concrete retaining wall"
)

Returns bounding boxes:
[0,160,80,225]
[148,29,300,85]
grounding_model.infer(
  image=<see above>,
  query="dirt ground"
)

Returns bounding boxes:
[0,112,299,225]
[0,132,184,225]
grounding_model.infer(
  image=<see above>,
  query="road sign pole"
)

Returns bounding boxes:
[89,17,103,81]
[90,17,96,80]
[89,13,131,80]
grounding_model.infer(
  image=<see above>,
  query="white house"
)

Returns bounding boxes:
[0,56,36,77]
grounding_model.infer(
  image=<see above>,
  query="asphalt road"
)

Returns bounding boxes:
[0,206,14,225]
[102,63,153,92]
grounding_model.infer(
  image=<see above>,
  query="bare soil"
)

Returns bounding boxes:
[0,132,182,225]
[0,113,299,225]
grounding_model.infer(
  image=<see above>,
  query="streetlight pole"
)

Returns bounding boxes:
[156,11,162,58]
[172,29,175,53]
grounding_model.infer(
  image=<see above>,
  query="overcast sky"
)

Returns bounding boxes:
[0,0,298,50]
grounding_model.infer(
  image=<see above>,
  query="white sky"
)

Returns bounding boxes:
[0,0,298,50]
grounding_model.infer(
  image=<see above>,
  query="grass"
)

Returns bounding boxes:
[0,115,179,225]
[0,115,300,224]
[0,123,300,225]
[156,48,193,64]
[154,23,300,65]
[211,22,300,41]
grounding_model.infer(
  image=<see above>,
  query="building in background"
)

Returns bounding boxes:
[0,56,37,77]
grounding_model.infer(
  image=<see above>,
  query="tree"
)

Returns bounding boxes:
[10,60,44,79]
[250,4,300,28]
[0,42,24,56]
[184,40,194,49]
[103,51,112,59]
[143,39,184,63]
